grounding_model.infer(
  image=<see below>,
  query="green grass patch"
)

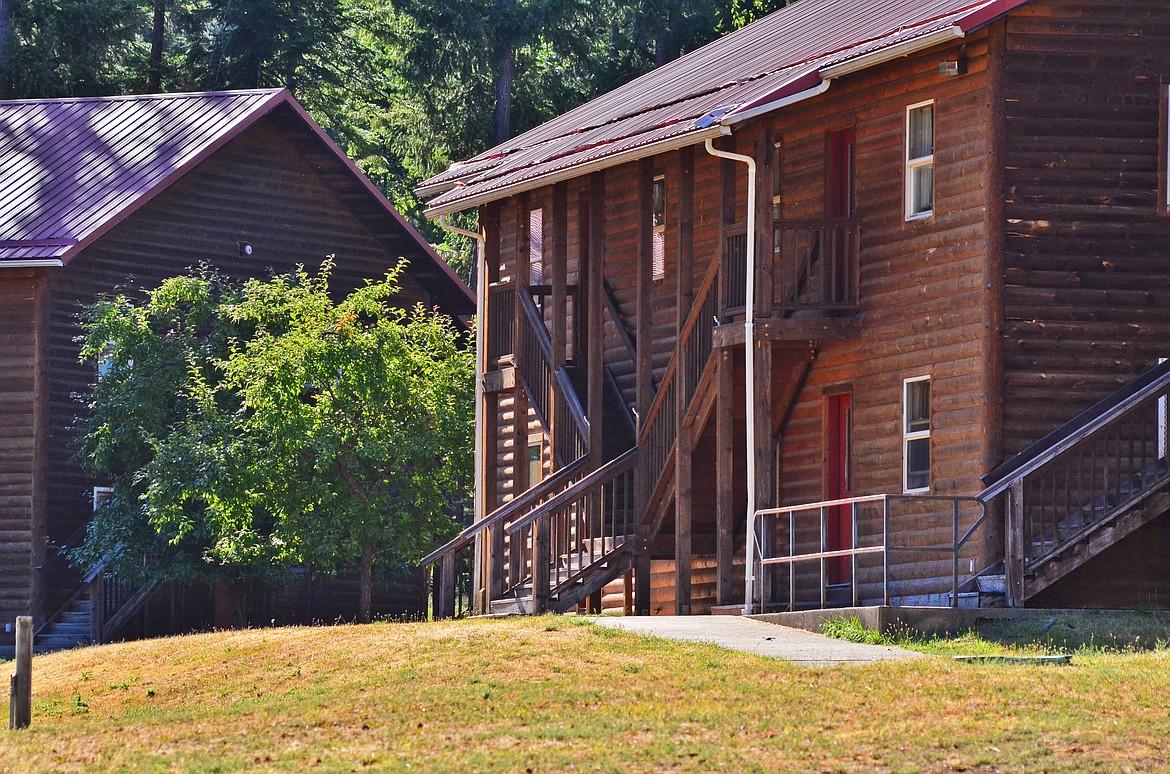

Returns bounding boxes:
[4,616,1170,771]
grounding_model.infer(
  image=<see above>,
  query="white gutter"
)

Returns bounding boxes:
[820,25,965,80]
[702,138,759,616]
[0,259,64,268]
[721,79,832,127]
[424,126,728,219]
[437,213,487,613]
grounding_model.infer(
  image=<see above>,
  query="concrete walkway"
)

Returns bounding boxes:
[591,615,925,666]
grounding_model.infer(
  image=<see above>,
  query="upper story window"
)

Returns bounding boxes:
[905,101,934,220]
[903,376,931,493]
[652,175,666,281]
[529,207,544,285]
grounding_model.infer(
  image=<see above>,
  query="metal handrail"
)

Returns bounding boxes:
[748,494,987,614]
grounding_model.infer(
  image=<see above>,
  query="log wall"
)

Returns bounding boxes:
[772,31,997,596]
[0,271,47,648]
[1000,0,1170,456]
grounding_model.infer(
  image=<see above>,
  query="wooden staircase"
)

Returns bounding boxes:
[979,360,1170,605]
[423,218,863,617]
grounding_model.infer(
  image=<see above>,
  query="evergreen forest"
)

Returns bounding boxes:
[0,0,787,274]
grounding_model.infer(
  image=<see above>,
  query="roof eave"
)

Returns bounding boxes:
[424,125,730,218]
[819,24,965,80]
[0,259,64,269]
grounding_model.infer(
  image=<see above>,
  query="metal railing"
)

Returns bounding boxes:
[748,494,987,614]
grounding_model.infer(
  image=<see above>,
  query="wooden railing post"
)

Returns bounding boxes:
[532,516,550,613]
[89,576,103,644]
[1005,481,1025,606]
[437,552,456,619]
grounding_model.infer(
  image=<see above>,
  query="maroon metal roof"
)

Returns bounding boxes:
[0,89,473,312]
[421,0,1031,216]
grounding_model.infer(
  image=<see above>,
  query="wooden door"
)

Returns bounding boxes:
[826,392,853,584]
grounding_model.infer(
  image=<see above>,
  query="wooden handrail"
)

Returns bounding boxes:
[505,447,639,535]
[419,455,590,567]
[517,288,590,445]
[979,359,1170,500]
[637,250,722,447]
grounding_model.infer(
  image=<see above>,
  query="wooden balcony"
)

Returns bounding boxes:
[716,218,861,346]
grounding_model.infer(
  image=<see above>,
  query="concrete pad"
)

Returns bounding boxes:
[591,615,925,666]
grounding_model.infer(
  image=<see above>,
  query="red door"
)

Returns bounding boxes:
[826,393,853,584]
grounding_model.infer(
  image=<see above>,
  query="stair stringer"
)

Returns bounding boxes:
[1023,490,1170,602]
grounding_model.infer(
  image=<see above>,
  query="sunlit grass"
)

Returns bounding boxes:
[3,615,1169,771]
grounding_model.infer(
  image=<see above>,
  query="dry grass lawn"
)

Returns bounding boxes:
[2,616,1169,772]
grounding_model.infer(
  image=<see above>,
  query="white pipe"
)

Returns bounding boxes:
[437,213,487,612]
[720,79,832,127]
[703,138,757,615]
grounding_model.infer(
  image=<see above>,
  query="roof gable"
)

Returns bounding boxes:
[421,0,1030,216]
[0,89,472,311]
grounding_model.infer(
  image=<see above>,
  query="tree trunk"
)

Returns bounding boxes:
[492,47,514,146]
[358,544,374,624]
[0,0,10,99]
[147,0,166,92]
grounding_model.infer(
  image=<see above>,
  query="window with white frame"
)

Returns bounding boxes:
[526,437,544,487]
[903,376,931,493]
[93,486,114,512]
[905,101,934,219]
[529,208,544,284]
[652,175,666,281]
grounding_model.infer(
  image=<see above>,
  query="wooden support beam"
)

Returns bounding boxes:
[437,554,456,619]
[713,318,860,347]
[480,202,502,613]
[677,145,695,322]
[551,183,568,370]
[588,173,606,468]
[716,348,736,606]
[634,159,654,617]
[754,138,774,316]
[675,421,693,616]
[754,340,775,611]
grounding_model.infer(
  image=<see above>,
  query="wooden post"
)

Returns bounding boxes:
[482,206,503,614]
[634,160,655,617]
[587,172,606,470]
[754,341,775,610]
[90,577,103,645]
[716,348,736,606]
[754,137,775,318]
[439,553,456,619]
[675,421,693,615]
[532,517,550,613]
[551,183,568,371]
[677,146,695,319]
[1005,481,1025,606]
[11,615,31,730]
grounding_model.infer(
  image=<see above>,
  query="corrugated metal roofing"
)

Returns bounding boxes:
[0,90,286,263]
[421,0,1031,216]
[0,90,473,312]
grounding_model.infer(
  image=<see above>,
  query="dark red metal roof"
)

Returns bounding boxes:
[421,0,1030,216]
[0,89,473,313]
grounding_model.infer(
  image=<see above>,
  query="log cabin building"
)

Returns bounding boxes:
[0,89,474,653]
[420,0,1170,617]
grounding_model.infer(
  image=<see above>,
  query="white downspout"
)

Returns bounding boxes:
[437,214,486,612]
[702,138,758,614]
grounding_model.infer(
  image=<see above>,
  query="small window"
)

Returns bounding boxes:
[526,438,544,486]
[905,102,934,219]
[903,377,931,493]
[529,208,544,285]
[652,176,666,281]
[93,486,114,512]
[96,340,129,380]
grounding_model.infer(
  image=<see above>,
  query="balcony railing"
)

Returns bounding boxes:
[721,218,861,317]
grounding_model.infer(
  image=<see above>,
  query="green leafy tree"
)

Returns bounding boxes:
[222,262,473,622]
[76,263,472,624]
